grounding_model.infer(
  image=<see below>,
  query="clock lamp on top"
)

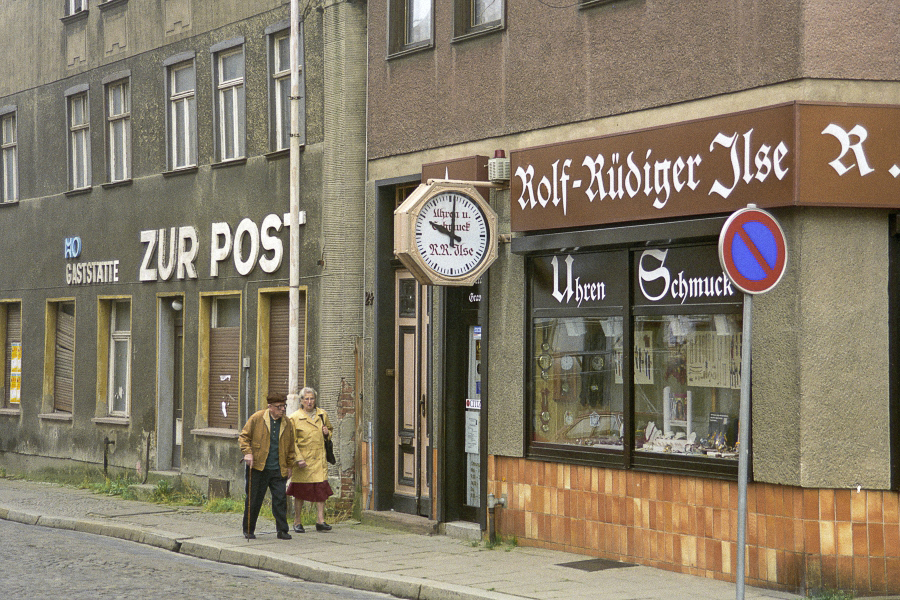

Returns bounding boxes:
[394,181,499,286]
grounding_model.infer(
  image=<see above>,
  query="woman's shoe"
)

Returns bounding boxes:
[293,523,305,533]
[315,522,332,532]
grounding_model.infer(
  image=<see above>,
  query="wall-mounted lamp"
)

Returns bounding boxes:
[171,299,183,311]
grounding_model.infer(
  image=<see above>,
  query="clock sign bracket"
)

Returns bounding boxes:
[394,181,499,286]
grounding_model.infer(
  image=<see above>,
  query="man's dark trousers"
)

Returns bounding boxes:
[243,466,289,536]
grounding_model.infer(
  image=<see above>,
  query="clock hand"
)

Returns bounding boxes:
[450,195,457,247]
[430,221,462,244]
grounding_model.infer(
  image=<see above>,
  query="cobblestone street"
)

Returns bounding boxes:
[0,519,390,599]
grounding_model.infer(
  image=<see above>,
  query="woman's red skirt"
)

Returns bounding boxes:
[287,481,333,502]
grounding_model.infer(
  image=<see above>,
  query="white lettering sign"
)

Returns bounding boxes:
[140,213,291,282]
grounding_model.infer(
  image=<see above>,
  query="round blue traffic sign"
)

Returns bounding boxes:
[718,207,787,295]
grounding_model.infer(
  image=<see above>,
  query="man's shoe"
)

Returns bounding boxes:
[277,531,292,540]
[244,532,256,540]
[293,523,305,533]
[315,522,332,532]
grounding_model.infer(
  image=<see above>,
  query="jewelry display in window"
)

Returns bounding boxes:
[580,324,606,407]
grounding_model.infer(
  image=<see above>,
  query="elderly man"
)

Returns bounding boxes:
[238,392,298,540]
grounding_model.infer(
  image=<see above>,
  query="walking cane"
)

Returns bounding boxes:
[243,459,252,538]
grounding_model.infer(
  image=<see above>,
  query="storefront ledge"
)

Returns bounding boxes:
[0,408,21,416]
[38,412,72,422]
[191,427,240,439]
[91,416,130,426]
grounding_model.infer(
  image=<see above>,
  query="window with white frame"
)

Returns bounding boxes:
[168,60,197,170]
[106,79,130,182]
[272,31,292,151]
[67,0,86,16]
[388,0,433,55]
[268,24,305,152]
[107,300,131,415]
[215,46,245,161]
[68,91,91,190]
[1,110,16,203]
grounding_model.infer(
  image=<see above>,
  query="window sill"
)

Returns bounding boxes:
[452,23,505,43]
[0,407,21,416]
[387,41,434,61]
[579,0,620,9]
[191,427,240,439]
[92,416,130,426]
[65,187,93,198]
[99,0,128,11]
[265,148,296,160]
[211,157,247,169]
[163,166,198,178]
[39,412,73,422]
[101,178,133,190]
[0,199,18,207]
[61,10,89,25]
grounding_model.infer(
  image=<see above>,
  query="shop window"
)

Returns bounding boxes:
[166,57,196,170]
[105,77,130,183]
[99,299,131,416]
[528,243,743,476]
[388,0,433,56]
[1,302,22,409]
[212,40,245,162]
[66,88,91,190]
[453,0,504,39]
[532,316,625,449]
[1,108,17,203]
[632,314,741,459]
[267,24,305,152]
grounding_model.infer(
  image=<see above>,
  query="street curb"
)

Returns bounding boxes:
[1,506,517,600]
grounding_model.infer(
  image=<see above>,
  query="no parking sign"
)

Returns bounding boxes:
[718,206,787,295]
[720,205,787,600]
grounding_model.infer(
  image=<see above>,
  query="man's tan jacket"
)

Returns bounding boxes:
[238,408,296,477]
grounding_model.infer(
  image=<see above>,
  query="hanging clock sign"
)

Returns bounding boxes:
[394,181,499,286]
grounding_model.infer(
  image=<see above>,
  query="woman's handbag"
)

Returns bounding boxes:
[320,413,336,465]
[324,437,336,465]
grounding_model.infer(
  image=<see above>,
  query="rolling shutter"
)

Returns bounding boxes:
[208,326,240,429]
[267,292,306,397]
[54,305,75,413]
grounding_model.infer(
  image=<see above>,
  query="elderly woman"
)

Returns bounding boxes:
[287,386,334,532]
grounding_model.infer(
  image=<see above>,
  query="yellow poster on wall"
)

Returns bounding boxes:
[10,342,21,403]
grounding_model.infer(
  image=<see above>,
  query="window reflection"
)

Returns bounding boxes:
[532,316,624,449]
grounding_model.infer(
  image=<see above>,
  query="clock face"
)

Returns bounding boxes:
[414,191,489,278]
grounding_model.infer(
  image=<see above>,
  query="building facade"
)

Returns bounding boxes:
[0,0,367,504]
[363,0,900,595]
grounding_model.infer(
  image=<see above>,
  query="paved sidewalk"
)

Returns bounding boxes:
[0,478,803,600]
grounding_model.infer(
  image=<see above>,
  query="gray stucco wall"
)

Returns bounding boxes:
[752,208,892,489]
[487,188,525,458]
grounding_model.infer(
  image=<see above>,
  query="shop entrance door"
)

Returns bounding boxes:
[392,269,431,517]
[156,297,184,471]
[443,285,483,524]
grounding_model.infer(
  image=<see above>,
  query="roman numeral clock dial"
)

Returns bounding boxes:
[395,183,499,286]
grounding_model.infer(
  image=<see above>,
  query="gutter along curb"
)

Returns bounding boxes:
[0,504,515,600]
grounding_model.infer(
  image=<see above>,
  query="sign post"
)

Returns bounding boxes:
[718,205,787,600]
